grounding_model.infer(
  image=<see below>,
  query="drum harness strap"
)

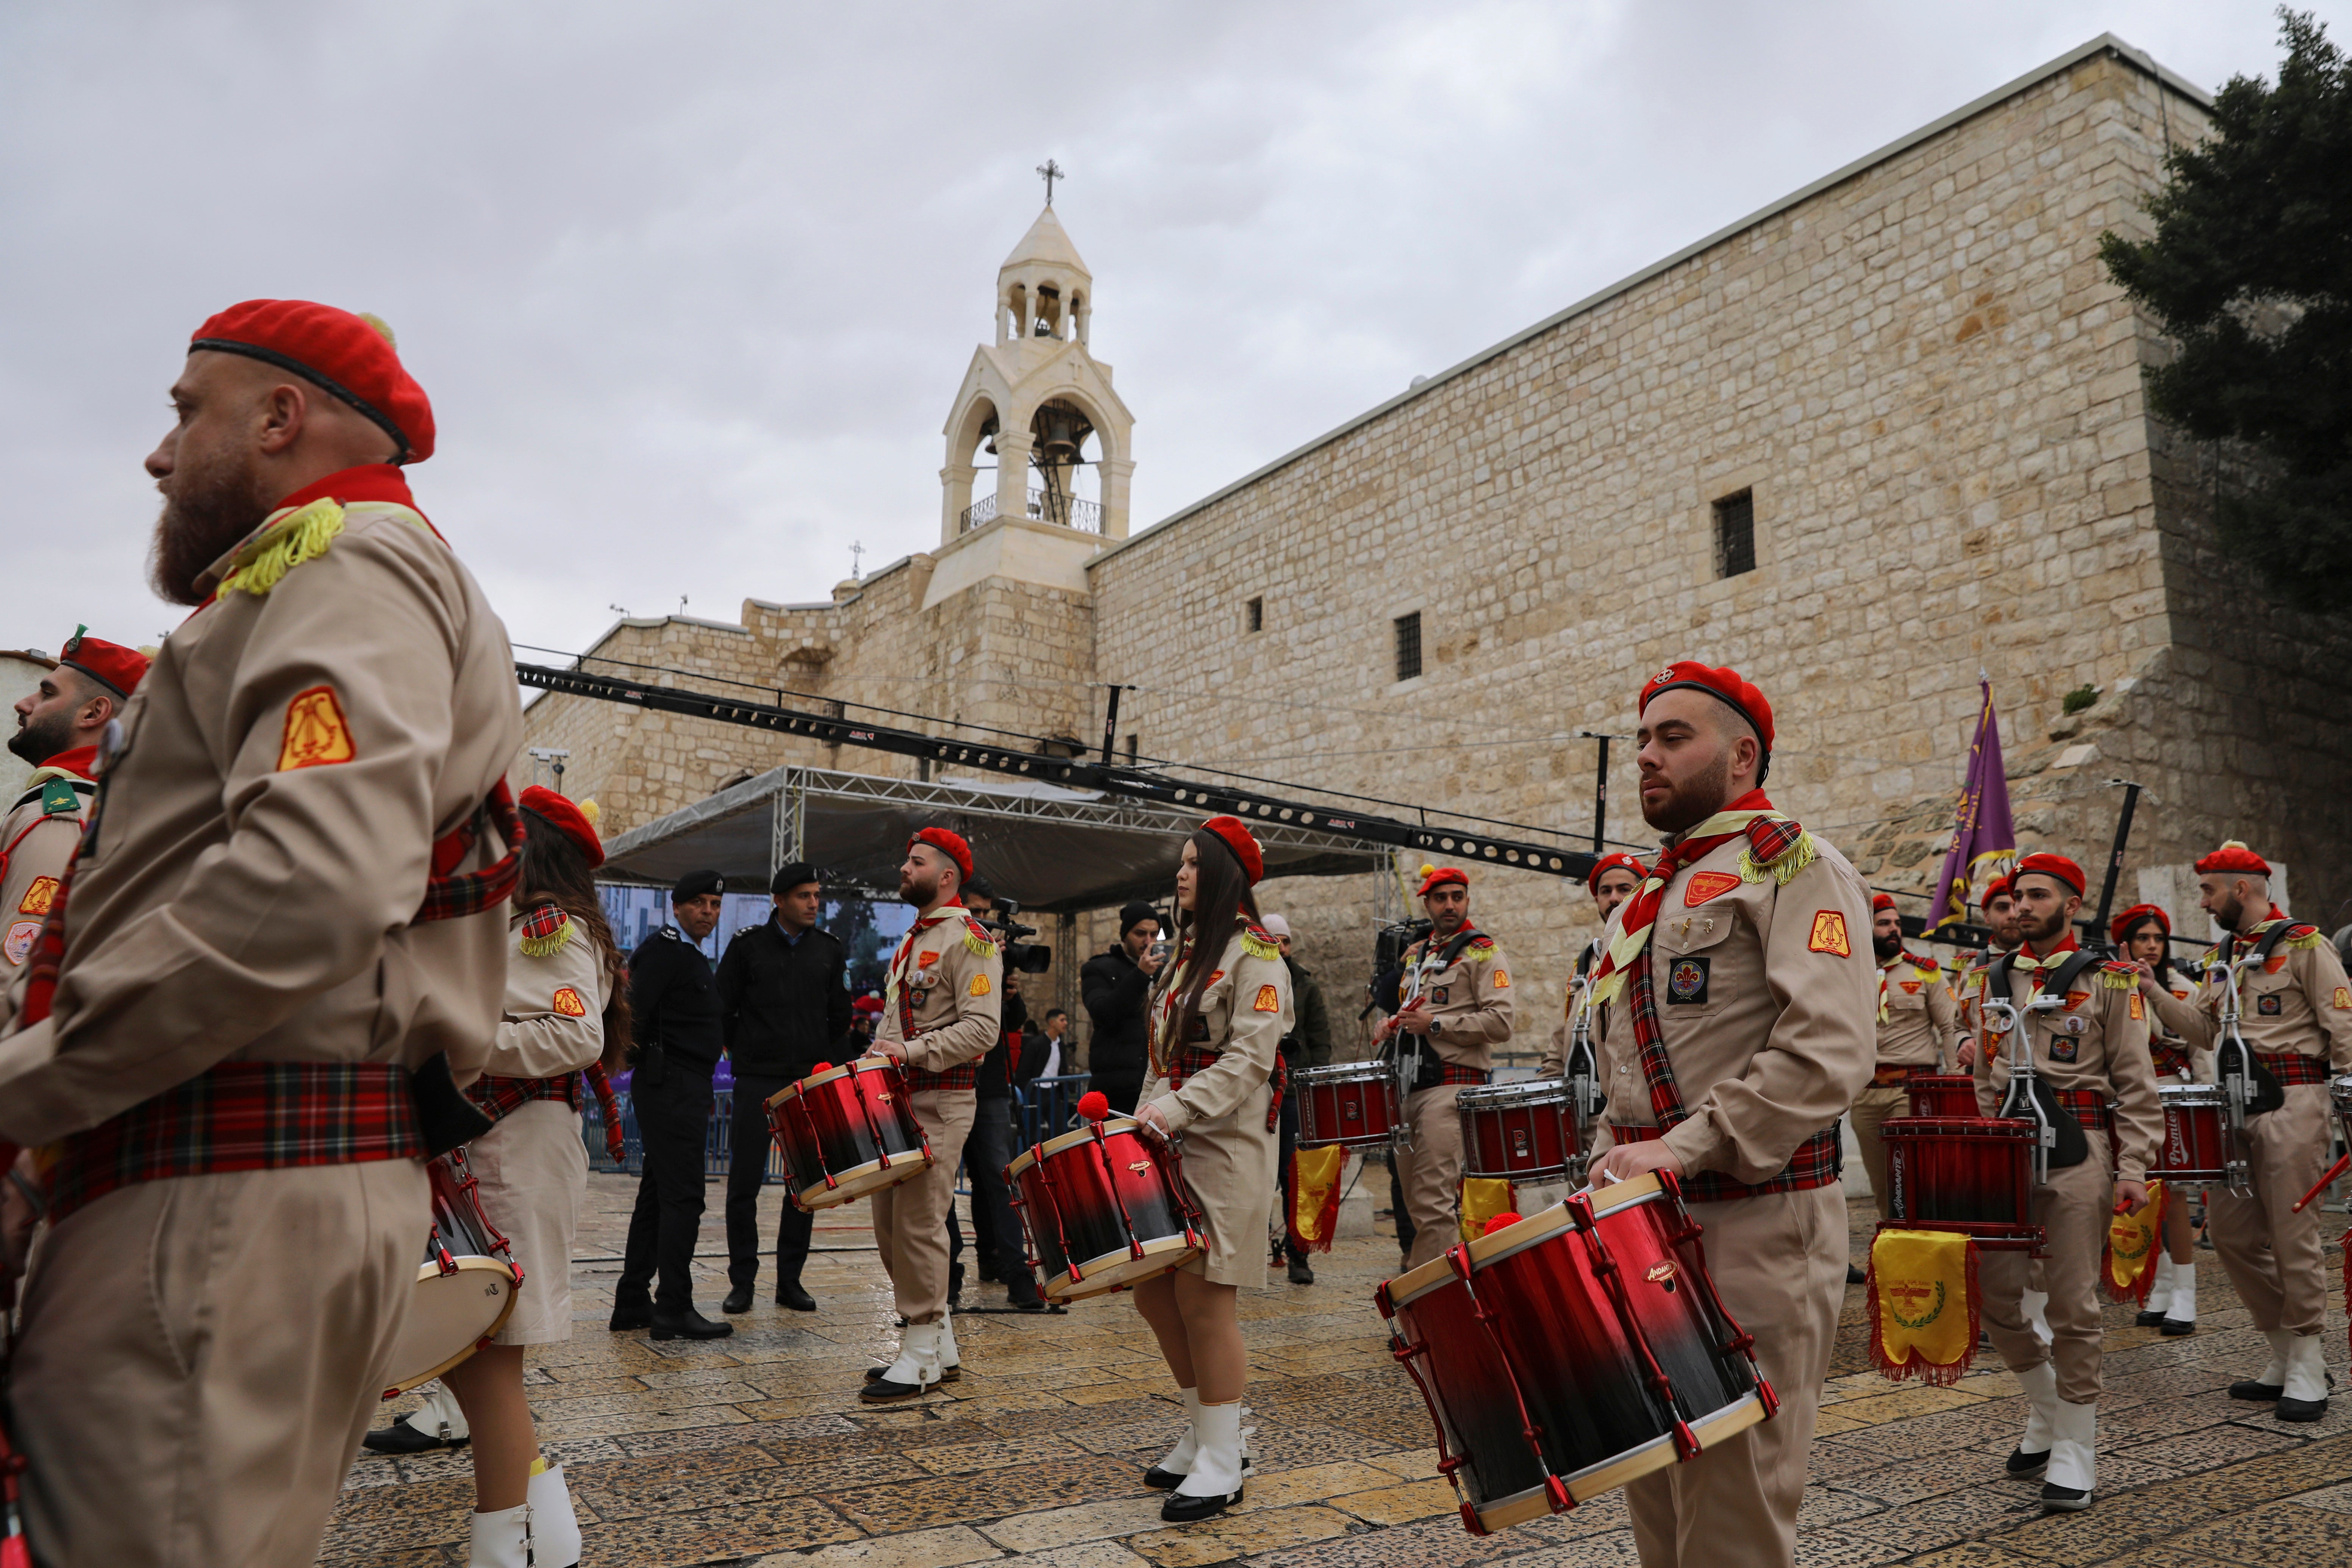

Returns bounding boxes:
[1983,945,2106,1171]
[885,905,991,1093]
[1387,924,1497,1097]
[2212,916,2325,1104]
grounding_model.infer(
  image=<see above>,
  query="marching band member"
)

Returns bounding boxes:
[1380,866,1513,1270]
[1851,893,1960,1223]
[861,828,1002,1400]
[2141,842,2352,1421]
[1953,873,2022,1068]
[1539,851,1645,1077]
[1972,853,2160,1512]
[1586,663,1873,1568]
[0,299,523,1567]
[1133,816,1292,1521]
[2113,904,2199,1335]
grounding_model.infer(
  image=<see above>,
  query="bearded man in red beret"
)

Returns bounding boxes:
[1584,663,1874,1568]
[0,302,523,1567]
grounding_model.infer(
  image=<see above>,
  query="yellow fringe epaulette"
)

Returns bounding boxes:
[2099,961,2137,990]
[2287,925,2323,950]
[219,498,345,597]
[1737,829,1818,887]
[961,917,997,957]
[517,903,575,958]
[1240,926,1281,963]
[1465,936,1497,957]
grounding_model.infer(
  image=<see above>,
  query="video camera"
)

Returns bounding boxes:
[1362,917,1433,1015]
[981,896,1053,974]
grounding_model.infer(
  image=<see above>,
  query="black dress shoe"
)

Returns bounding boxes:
[2159,1316,2196,1337]
[649,1307,734,1340]
[362,1420,464,1455]
[860,1373,937,1403]
[2005,1446,2050,1476]
[2134,1306,2169,1326]
[721,1285,754,1315]
[775,1282,817,1312]
[1846,1264,1866,1285]
[608,1304,653,1332]
[1146,1457,1249,1490]
[2229,1379,2285,1402]
[2277,1394,2329,1422]
[2040,1482,2091,1512]
[1288,1258,1316,1286]
[1161,1484,1243,1522]
[1007,1273,1046,1312]
[864,1362,961,1384]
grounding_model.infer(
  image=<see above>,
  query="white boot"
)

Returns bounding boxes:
[1164,1399,1245,1519]
[467,1503,531,1568]
[1147,1388,1203,1486]
[2161,1262,2196,1331]
[863,1320,942,1400]
[2007,1362,2058,1474]
[2041,1399,2097,1509]
[2233,1328,2293,1401]
[416,1381,470,1443]
[527,1460,582,1568]
[2021,1288,2053,1346]
[2135,1256,2174,1323]
[2278,1333,2331,1421]
[938,1310,962,1378]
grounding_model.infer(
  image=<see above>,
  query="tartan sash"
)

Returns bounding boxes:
[2256,1051,2330,1087]
[2150,1041,2193,1079]
[1168,1046,1288,1132]
[45,1061,424,1224]
[467,1071,583,1121]
[414,780,525,924]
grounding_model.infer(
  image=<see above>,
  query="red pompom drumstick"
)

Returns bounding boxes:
[1482,1212,1522,1236]
[1077,1091,1111,1122]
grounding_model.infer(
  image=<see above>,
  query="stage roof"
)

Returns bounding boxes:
[599,765,1382,913]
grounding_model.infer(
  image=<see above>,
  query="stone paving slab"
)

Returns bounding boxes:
[321,1177,2352,1565]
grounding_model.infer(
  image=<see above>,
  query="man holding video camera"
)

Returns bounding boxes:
[953,879,1047,1310]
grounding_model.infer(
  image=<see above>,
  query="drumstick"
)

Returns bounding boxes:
[2291,1151,2349,1214]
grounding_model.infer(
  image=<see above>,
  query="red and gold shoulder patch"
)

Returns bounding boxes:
[1807,910,1851,957]
[552,986,588,1018]
[1208,969,1226,985]
[2334,986,2351,1011]
[1491,969,1510,989]
[2127,991,2144,1021]
[1253,983,1281,1013]
[277,685,356,771]
[17,875,59,916]
[1685,872,1741,907]
[917,950,939,969]
[1899,980,1922,994]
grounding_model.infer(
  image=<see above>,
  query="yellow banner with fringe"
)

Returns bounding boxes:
[1868,1228,1979,1385]
[1459,1177,1515,1245]
[2104,1179,2163,1304]
[1288,1145,1347,1253]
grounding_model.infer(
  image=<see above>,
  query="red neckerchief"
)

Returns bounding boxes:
[890,900,966,1041]
[34,746,98,780]
[1589,788,1777,1001]
[2221,906,2290,960]
[2010,933,2080,993]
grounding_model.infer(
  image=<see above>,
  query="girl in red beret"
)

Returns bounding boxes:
[2110,903,2199,1335]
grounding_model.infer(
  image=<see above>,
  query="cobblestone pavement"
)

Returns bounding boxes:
[324,1175,2352,1566]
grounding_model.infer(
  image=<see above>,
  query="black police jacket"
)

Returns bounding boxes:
[1080,946,1153,1076]
[714,916,851,1082]
[628,926,725,1071]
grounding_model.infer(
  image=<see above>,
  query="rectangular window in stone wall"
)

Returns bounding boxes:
[1246,596,1263,633]
[1394,611,1422,682]
[1714,489,1756,578]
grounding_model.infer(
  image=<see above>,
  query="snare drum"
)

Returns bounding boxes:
[1379,1173,1774,1534]
[1906,1074,1980,1119]
[1457,1080,1576,1182]
[1007,1119,1203,1302]
[1294,1060,1402,1150]
[2153,1084,2230,1183]
[1880,1116,2039,1248]
[382,1149,522,1397]
[764,1057,935,1212]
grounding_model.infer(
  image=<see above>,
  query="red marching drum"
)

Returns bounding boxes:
[1378,1173,1775,1534]
[1292,1060,1403,1150]
[1878,1116,2041,1249]
[1457,1080,1576,1183]
[1905,1074,1980,1119]
[764,1057,936,1212]
[2152,1084,2230,1183]
[382,1149,523,1397]
[1006,1118,1203,1302]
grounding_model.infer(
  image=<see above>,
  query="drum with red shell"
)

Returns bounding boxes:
[1293,1060,1402,1150]
[1007,1118,1203,1302]
[2152,1084,2230,1182]
[1879,1116,2040,1249]
[1457,1080,1575,1183]
[383,1148,523,1398]
[1378,1172,1775,1535]
[764,1057,935,1212]
[1905,1074,1981,1119]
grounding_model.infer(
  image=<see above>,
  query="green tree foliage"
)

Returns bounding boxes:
[2099,10,2352,613]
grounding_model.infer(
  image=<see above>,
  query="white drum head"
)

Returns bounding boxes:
[381,1257,518,1397]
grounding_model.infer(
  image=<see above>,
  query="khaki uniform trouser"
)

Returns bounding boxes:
[13,1160,426,1568]
[1399,1083,1465,1271]
[870,1087,978,1326]
[1626,1183,1846,1568]
[1981,1130,2111,1405]
[1848,1083,1911,1222]
[2208,1083,2333,1337]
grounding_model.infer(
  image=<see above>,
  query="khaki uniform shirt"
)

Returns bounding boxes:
[1592,830,1876,1183]
[0,760,94,1010]
[0,484,524,1145]
[2151,918,2352,1072]
[489,905,608,1079]
[1143,925,1292,1136]
[874,902,1003,1073]
[1397,925,1514,1070]
[1972,945,2163,1183]
[1876,950,1958,1068]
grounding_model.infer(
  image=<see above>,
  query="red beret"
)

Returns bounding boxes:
[1417,865,1469,897]
[56,628,148,700]
[909,826,973,881]
[1979,873,2015,907]
[851,994,885,1016]
[1639,661,1774,750]
[190,300,435,464]
[520,786,605,869]
[2110,902,2170,945]
[2194,840,2271,877]
[2012,852,2085,897]
[1871,892,1897,914]
[1199,815,1264,885]
[1586,851,1647,894]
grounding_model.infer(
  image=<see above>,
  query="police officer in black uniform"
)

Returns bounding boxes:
[611,869,734,1340]
[716,861,851,1313]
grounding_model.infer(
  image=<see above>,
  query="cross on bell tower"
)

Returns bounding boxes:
[1036,159,1064,206]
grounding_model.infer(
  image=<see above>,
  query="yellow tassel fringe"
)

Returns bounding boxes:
[2287,927,2322,951]
[220,499,345,597]
[519,916,575,959]
[1737,830,1819,887]
[1241,929,1281,962]
[963,928,997,958]
[2100,966,2134,990]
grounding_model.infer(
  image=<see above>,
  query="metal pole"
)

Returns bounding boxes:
[2088,779,2143,948]
[1593,736,1609,853]
[1100,684,1126,764]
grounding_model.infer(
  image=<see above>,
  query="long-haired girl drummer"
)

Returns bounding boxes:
[449,786,631,1568]
[2116,903,2199,1335]
[1131,815,1292,1522]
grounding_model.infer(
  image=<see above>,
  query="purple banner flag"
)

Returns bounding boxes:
[1927,681,2017,930]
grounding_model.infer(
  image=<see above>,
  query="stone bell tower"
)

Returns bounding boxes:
[939,198,1135,549]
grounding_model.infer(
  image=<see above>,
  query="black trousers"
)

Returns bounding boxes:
[956,1098,1030,1285]
[727,1074,813,1290]
[619,1057,714,1312]
[1275,1080,1307,1265]
[1093,1064,1146,1116]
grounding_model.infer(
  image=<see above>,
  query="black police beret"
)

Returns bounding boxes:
[771,861,819,896]
[672,869,726,902]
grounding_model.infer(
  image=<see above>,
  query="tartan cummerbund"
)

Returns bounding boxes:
[45,1060,424,1225]
[467,1071,583,1122]
[1608,1122,1844,1203]
[1169,1046,1287,1131]
[2256,1050,2331,1087]
[2150,1041,2193,1079]
[2054,1087,2114,1135]
[903,1062,979,1093]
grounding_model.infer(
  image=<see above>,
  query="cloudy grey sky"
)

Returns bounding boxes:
[0,1,2334,663]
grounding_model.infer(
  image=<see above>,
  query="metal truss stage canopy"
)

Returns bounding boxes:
[599,765,1383,913]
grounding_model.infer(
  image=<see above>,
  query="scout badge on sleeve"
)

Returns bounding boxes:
[1867,1228,1981,1385]
[1287,1143,1347,1255]
[2103,1181,2164,1304]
